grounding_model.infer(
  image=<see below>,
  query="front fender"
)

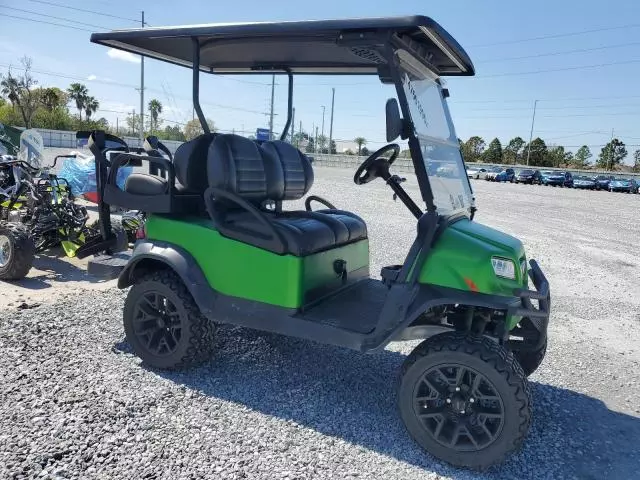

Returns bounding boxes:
[118,240,217,316]
[365,283,521,353]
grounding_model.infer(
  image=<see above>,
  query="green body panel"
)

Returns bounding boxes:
[144,215,369,308]
[418,218,527,330]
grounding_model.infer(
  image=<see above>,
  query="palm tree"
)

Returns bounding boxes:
[0,73,21,105]
[354,137,367,156]
[148,99,162,133]
[84,96,99,120]
[41,87,66,111]
[67,83,88,120]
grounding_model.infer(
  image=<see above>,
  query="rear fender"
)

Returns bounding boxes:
[118,240,216,316]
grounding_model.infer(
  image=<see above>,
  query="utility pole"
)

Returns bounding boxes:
[329,88,335,154]
[321,105,326,139]
[139,11,145,142]
[315,126,318,154]
[116,117,119,133]
[608,128,615,171]
[525,99,538,166]
[298,120,302,148]
[269,74,275,140]
[290,107,295,143]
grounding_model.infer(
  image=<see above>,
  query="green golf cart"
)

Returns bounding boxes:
[87,16,550,469]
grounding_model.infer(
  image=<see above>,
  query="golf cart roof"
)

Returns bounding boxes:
[90,16,474,76]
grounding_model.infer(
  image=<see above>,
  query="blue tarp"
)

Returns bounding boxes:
[58,153,133,196]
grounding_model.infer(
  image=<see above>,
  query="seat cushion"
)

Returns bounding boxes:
[125,173,167,196]
[319,209,368,242]
[225,209,366,256]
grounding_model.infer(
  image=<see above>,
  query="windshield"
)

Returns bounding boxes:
[519,170,534,175]
[400,63,473,216]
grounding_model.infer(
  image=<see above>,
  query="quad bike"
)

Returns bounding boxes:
[0,130,129,280]
[87,16,551,470]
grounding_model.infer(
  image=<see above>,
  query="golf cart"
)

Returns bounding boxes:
[88,16,550,469]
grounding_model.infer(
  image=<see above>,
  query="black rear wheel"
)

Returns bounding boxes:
[0,223,35,280]
[123,270,216,369]
[398,332,531,470]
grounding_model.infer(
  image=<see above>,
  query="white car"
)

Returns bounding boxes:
[466,167,487,179]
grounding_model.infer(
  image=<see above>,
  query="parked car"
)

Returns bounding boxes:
[594,175,614,190]
[609,178,639,193]
[515,169,542,184]
[484,166,503,181]
[572,175,596,190]
[466,166,488,179]
[495,168,516,183]
[542,171,573,187]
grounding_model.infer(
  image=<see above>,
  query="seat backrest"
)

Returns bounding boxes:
[207,134,313,205]
[173,133,216,192]
[207,134,314,203]
[260,140,314,200]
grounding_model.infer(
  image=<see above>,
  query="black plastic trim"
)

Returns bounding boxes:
[204,186,287,254]
[118,240,218,317]
[304,195,337,211]
[103,153,177,213]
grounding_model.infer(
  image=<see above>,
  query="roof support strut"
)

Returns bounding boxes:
[192,37,210,135]
[279,70,294,141]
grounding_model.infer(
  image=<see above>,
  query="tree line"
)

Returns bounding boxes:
[460,135,640,172]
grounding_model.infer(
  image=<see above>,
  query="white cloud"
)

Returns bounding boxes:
[86,74,115,83]
[107,48,141,64]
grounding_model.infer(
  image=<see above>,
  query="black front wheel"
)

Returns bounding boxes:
[398,332,531,470]
[123,270,217,369]
[0,223,35,280]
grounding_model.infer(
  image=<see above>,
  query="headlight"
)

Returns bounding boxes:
[491,257,516,279]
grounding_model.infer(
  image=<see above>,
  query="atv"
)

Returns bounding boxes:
[86,16,550,469]
[0,130,129,280]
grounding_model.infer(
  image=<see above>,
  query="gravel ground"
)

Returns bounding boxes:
[1,167,640,479]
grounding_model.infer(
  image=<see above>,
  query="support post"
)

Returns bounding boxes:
[329,87,335,154]
[139,11,145,142]
[192,37,209,135]
[269,74,275,140]
[525,99,538,166]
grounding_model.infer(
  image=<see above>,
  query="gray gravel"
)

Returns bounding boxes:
[1,167,640,479]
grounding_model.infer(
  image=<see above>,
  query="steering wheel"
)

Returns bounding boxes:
[353,143,400,185]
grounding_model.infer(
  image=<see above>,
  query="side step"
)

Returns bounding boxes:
[87,252,131,280]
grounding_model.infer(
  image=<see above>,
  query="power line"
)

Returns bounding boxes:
[0,62,269,116]
[23,0,140,23]
[469,23,640,48]
[0,13,94,32]
[476,59,640,78]
[0,5,112,30]
[0,63,137,89]
[477,41,640,63]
